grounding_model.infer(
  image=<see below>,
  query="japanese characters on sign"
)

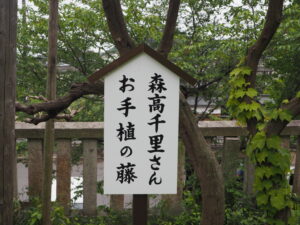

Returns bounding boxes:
[116,74,137,184]
[147,73,167,186]
[104,53,179,194]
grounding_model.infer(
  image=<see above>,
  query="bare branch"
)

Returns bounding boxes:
[102,0,135,55]
[24,108,82,125]
[158,0,181,57]
[246,0,284,86]
[16,81,104,121]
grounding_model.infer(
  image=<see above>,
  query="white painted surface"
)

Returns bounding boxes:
[104,53,179,194]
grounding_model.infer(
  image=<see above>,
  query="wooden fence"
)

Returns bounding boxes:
[15,120,300,215]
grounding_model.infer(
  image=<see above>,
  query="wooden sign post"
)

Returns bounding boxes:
[0,1,17,225]
[88,44,196,224]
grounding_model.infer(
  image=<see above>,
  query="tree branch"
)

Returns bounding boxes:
[246,0,284,86]
[179,93,224,225]
[102,0,135,55]
[158,0,181,57]
[244,0,284,135]
[24,108,82,125]
[16,81,104,120]
[265,97,300,136]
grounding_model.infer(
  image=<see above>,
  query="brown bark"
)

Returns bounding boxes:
[242,1,293,221]
[0,0,17,224]
[245,0,284,88]
[179,93,224,225]
[16,82,104,124]
[42,1,59,225]
[158,0,181,57]
[265,97,300,136]
[245,0,284,135]
[102,0,135,55]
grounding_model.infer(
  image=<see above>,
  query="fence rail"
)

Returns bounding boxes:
[15,121,300,215]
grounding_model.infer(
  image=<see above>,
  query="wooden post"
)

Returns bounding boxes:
[83,139,97,216]
[110,195,124,211]
[243,157,255,195]
[222,137,241,184]
[42,1,58,224]
[56,139,71,214]
[293,136,300,194]
[0,0,17,224]
[28,139,43,199]
[133,195,148,225]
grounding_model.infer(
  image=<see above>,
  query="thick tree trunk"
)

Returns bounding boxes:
[0,0,17,224]
[179,93,224,225]
[42,1,58,224]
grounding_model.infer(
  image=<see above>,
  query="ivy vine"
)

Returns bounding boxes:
[227,64,297,225]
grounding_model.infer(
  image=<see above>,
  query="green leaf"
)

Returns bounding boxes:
[248,101,261,111]
[245,88,258,98]
[266,136,281,149]
[270,193,286,210]
[256,150,268,163]
[282,99,289,104]
[231,77,246,87]
[296,91,300,98]
[255,167,265,179]
[268,152,283,166]
[262,180,273,190]
[269,110,279,120]
[234,89,246,98]
[255,166,274,178]
[254,111,263,121]
[278,110,292,122]
[230,66,251,77]
[256,192,268,206]
[251,132,266,150]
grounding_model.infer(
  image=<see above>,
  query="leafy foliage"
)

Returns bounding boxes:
[225,181,266,225]
[263,2,300,107]
[227,62,295,224]
[14,199,70,225]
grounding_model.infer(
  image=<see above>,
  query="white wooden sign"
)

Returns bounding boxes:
[104,53,180,194]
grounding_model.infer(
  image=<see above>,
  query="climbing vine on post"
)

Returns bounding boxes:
[227,64,296,225]
[227,64,262,124]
